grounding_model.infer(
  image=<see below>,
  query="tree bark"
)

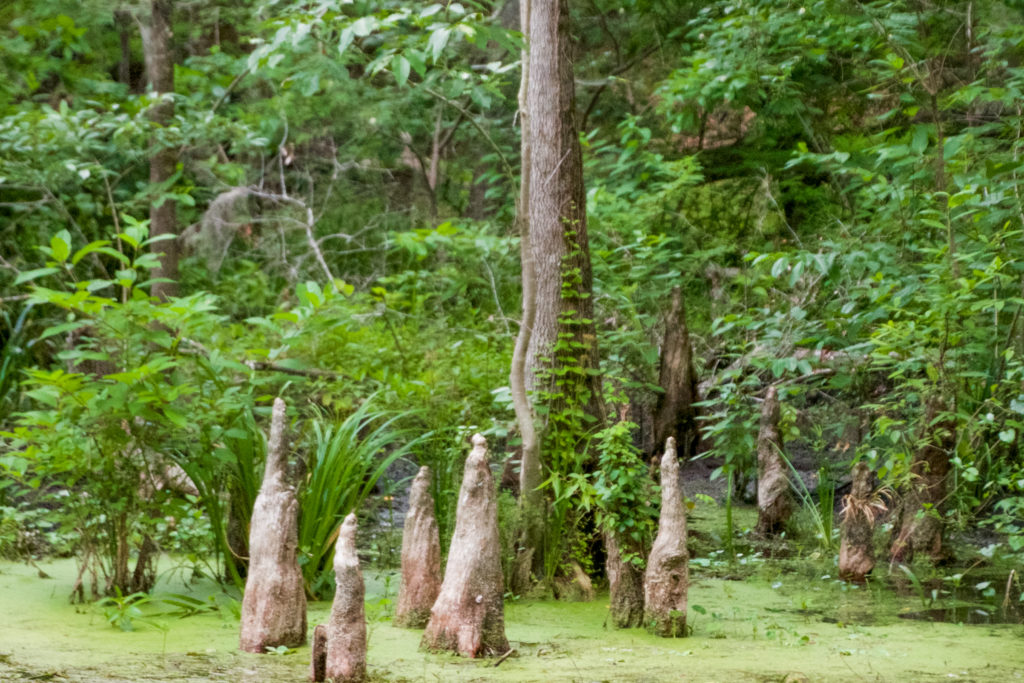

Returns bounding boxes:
[422,435,509,658]
[394,466,442,629]
[652,287,701,459]
[605,531,644,629]
[644,437,689,637]
[512,0,605,582]
[142,0,179,299]
[309,624,327,682]
[325,514,367,683]
[890,398,954,564]
[839,462,877,583]
[755,387,792,536]
[239,398,307,653]
[510,0,545,580]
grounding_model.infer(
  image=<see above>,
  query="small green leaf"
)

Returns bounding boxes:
[50,230,72,263]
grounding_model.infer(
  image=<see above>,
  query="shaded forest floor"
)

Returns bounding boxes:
[1,506,1021,682]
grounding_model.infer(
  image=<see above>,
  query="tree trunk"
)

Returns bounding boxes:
[325,514,367,683]
[839,462,877,583]
[422,435,509,658]
[890,398,954,564]
[755,387,792,536]
[605,532,644,629]
[394,466,442,629]
[652,286,701,459]
[240,398,307,653]
[510,0,545,581]
[142,0,179,299]
[512,0,605,582]
[644,437,689,637]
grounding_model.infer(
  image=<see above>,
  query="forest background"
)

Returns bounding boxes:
[1,0,1023,614]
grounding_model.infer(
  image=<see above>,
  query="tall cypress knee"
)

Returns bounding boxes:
[394,466,442,629]
[239,398,307,653]
[644,437,689,637]
[422,435,509,657]
[325,514,367,683]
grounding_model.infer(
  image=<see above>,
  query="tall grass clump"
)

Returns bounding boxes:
[299,397,422,598]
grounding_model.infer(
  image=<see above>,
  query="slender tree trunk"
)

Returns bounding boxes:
[652,287,701,459]
[512,0,605,583]
[511,0,545,579]
[142,0,179,299]
[605,532,644,628]
[115,8,132,87]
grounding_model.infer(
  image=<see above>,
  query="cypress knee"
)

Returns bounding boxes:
[839,462,880,582]
[644,437,689,637]
[325,513,367,683]
[756,387,792,536]
[240,398,307,653]
[309,624,327,682]
[890,398,954,564]
[394,466,442,628]
[422,434,509,657]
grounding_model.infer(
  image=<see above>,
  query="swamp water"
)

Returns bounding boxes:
[1,556,1022,682]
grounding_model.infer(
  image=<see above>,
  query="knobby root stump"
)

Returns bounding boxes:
[325,513,367,682]
[606,531,644,628]
[755,386,792,536]
[839,462,879,583]
[644,437,689,637]
[394,466,442,628]
[309,624,327,682]
[421,434,509,657]
[890,399,955,564]
[239,397,307,653]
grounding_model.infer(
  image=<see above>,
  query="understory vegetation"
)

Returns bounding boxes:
[1,0,1023,679]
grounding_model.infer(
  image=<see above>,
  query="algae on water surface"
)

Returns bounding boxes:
[0,558,1021,682]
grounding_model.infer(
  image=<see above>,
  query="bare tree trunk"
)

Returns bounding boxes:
[513,0,605,582]
[839,462,878,583]
[240,398,307,653]
[510,0,545,580]
[115,8,133,87]
[142,0,179,299]
[644,437,689,637]
[325,514,366,683]
[652,287,701,459]
[422,435,509,658]
[755,387,792,536]
[394,466,442,629]
[890,398,954,564]
[605,532,644,628]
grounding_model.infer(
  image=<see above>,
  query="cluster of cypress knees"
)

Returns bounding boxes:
[236,393,884,682]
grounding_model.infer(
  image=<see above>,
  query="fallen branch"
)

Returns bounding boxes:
[493,648,516,668]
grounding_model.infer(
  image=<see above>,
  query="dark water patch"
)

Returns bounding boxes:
[898,604,1023,625]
